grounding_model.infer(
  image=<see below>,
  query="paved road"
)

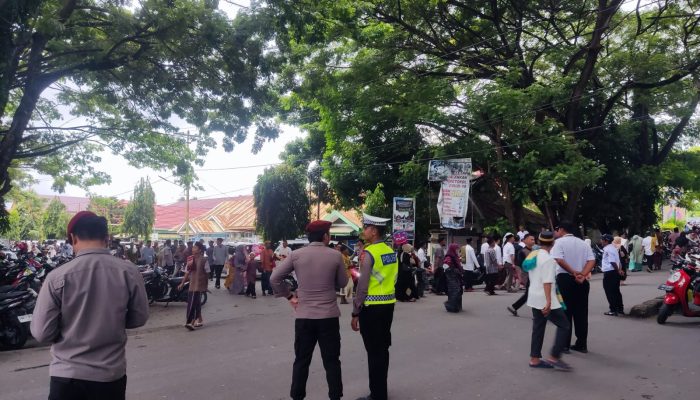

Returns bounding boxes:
[1,268,698,400]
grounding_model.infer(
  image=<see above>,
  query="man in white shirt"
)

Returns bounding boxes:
[526,231,572,371]
[641,233,654,273]
[480,236,490,256]
[551,221,595,354]
[462,238,480,292]
[601,234,624,316]
[276,240,293,260]
[517,226,529,241]
[502,234,517,292]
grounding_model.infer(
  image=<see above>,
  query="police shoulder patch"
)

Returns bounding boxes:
[380,253,397,265]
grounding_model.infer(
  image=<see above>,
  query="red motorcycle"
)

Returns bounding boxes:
[657,260,700,324]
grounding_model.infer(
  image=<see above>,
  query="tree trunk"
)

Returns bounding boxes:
[492,126,516,228]
[0,34,50,201]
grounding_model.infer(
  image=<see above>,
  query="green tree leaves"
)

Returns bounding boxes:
[42,198,70,240]
[253,165,310,242]
[122,178,155,239]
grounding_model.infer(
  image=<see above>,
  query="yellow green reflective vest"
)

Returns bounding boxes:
[363,242,398,306]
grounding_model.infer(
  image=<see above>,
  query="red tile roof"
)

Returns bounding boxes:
[153,197,237,230]
[38,195,90,214]
[201,196,256,231]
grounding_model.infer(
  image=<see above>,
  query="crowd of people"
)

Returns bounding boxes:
[24,207,694,400]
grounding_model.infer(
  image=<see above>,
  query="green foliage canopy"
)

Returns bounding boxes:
[259,0,700,233]
[122,178,155,239]
[253,165,310,243]
[42,197,70,239]
[0,0,284,228]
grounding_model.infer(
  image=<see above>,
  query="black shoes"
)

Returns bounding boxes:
[507,306,518,316]
[604,311,618,316]
[570,345,588,354]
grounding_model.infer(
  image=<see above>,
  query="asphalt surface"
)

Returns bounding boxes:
[1,268,698,400]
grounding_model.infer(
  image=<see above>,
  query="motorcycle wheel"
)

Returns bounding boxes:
[657,303,675,325]
[200,292,207,306]
[0,320,28,350]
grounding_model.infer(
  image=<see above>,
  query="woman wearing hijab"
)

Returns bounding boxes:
[245,251,257,298]
[396,244,418,302]
[228,244,247,295]
[443,243,464,312]
[628,235,644,272]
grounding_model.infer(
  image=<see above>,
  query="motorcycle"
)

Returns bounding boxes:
[141,266,208,306]
[657,258,700,324]
[0,288,36,349]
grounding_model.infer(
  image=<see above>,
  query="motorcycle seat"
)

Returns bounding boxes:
[0,290,27,300]
[0,285,17,293]
[169,277,184,285]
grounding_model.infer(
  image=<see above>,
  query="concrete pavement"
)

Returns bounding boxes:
[1,269,698,400]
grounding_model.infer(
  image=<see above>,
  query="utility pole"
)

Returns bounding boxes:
[316,165,321,220]
[185,130,191,242]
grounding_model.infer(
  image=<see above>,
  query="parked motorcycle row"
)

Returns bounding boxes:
[0,246,71,350]
[138,265,208,306]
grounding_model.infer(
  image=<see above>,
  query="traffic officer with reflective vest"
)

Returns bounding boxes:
[351,214,398,400]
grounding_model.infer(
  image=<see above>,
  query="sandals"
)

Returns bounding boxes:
[546,359,573,371]
[193,321,204,328]
[529,360,553,369]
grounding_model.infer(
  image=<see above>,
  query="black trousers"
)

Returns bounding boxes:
[530,308,570,359]
[463,270,475,290]
[484,273,498,294]
[212,264,224,287]
[49,375,126,400]
[186,291,203,323]
[432,267,446,293]
[359,304,394,400]
[556,274,589,349]
[512,276,530,310]
[261,271,273,294]
[246,280,257,297]
[291,318,342,400]
[603,271,624,313]
[415,268,426,297]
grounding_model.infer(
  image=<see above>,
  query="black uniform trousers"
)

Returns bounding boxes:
[291,317,342,400]
[359,303,394,400]
[511,275,530,310]
[49,375,126,400]
[556,274,589,349]
[603,270,624,313]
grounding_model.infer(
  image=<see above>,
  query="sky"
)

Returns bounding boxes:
[30,0,309,205]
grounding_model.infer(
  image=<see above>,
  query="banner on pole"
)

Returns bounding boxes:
[431,159,471,229]
[392,197,416,233]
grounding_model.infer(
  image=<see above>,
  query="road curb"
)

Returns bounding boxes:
[629,296,664,318]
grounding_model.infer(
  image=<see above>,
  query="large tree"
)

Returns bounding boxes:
[42,197,70,239]
[88,195,125,233]
[0,0,284,229]
[260,0,700,232]
[253,164,310,243]
[122,178,155,239]
[5,189,44,240]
